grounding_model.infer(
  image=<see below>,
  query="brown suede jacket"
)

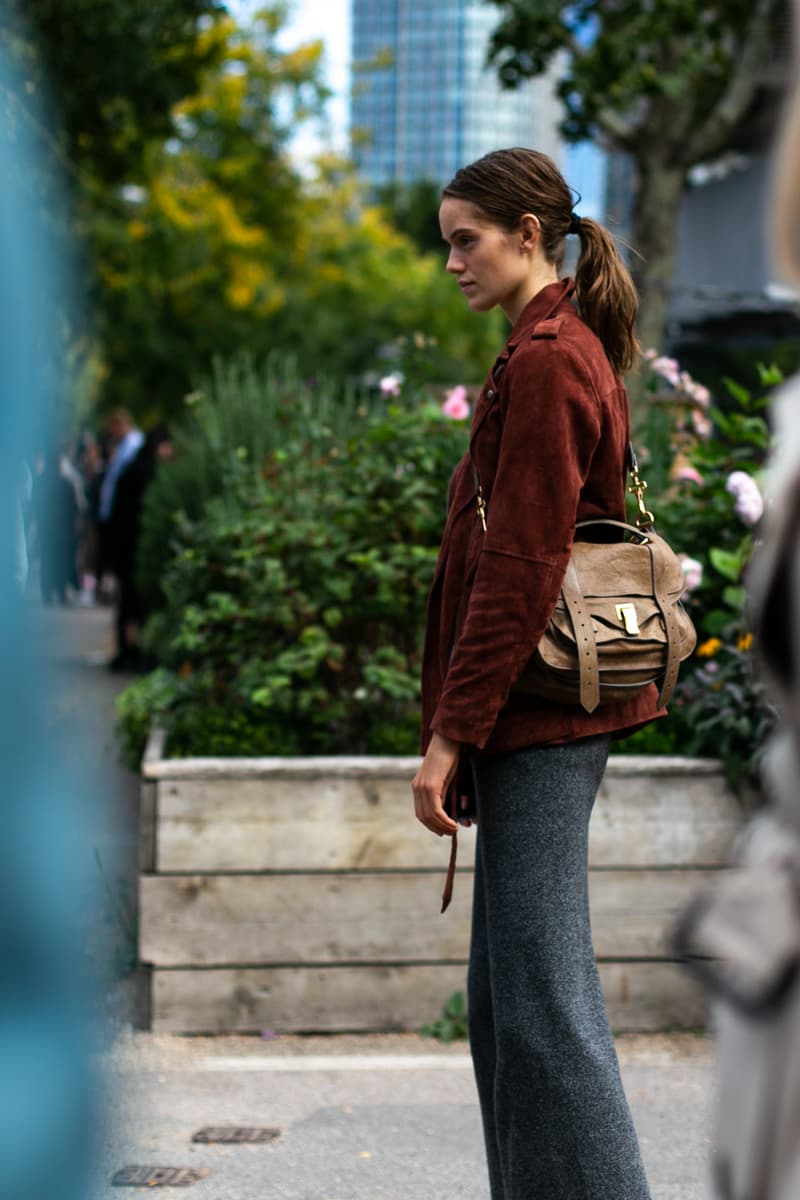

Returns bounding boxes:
[420,278,664,755]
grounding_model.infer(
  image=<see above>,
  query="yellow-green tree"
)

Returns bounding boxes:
[89,9,501,417]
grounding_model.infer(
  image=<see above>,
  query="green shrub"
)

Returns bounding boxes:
[119,344,779,788]
[615,358,778,790]
[421,990,469,1042]
[118,381,468,762]
[136,353,376,609]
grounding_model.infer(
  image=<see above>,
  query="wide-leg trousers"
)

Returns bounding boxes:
[468,734,652,1200]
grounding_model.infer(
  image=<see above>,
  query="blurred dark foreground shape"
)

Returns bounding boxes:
[0,40,95,1200]
[675,12,800,1195]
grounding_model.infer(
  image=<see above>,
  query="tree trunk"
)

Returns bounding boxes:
[627,161,686,416]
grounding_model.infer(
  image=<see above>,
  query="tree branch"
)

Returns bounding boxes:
[683,0,783,164]
[595,103,643,152]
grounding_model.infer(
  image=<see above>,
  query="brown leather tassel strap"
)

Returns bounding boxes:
[441,829,458,913]
[441,779,459,913]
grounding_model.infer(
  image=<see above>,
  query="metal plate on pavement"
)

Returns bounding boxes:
[192,1125,281,1144]
[112,1166,211,1187]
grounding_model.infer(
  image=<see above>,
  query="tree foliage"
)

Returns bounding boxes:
[2,0,226,184]
[86,11,500,416]
[6,3,500,421]
[485,0,786,355]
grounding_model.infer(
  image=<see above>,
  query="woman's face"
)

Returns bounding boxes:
[439,196,534,322]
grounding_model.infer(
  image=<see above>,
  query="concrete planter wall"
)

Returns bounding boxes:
[139,730,741,1034]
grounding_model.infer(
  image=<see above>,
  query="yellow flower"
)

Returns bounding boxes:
[697,637,722,657]
[737,632,753,653]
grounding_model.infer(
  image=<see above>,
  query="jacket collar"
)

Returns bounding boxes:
[468,278,577,450]
[505,276,576,351]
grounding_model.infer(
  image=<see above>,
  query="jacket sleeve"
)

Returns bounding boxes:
[430,340,602,749]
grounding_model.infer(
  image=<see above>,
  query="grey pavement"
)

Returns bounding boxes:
[93,1031,714,1199]
[43,603,715,1199]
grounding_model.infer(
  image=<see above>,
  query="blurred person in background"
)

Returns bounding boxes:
[101,423,173,671]
[676,7,800,1196]
[76,434,105,605]
[98,408,144,669]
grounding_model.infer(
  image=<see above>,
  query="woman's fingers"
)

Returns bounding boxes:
[411,733,461,836]
[412,775,458,836]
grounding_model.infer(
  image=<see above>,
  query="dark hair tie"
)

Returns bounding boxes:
[568,212,582,236]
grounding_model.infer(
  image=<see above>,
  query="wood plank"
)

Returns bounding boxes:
[149,961,707,1034]
[155,770,740,872]
[144,747,724,781]
[139,779,156,874]
[140,869,721,967]
[141,870,473,966]
[592,770,741,867]
[600,961,708,1032]
[155,775,461,872]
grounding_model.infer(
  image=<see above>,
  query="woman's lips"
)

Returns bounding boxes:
[459,281,476,292]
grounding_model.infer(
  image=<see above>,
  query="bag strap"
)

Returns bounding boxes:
[440,781,458,913]
[626,443,655,530]
[472,443,655,534]
[652,567,683,706]
[560,557,601,712]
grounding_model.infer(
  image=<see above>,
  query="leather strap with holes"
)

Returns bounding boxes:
[559,557,600,712]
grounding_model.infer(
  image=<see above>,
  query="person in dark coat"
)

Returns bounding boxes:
[103,424,172,670]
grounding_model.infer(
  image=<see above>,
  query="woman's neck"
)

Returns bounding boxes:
[503,264,560,324]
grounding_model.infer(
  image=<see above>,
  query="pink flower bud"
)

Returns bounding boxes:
[676,466,704,486]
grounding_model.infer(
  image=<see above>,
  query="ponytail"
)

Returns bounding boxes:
[443,148,641,376]
[573,218,640,377]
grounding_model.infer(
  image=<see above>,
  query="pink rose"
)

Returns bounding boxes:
[442,386,470,421]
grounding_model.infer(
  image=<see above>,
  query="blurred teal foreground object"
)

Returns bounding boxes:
[0,46,94,1200]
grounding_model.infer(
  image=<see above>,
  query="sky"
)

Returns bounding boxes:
[231,0,605,216]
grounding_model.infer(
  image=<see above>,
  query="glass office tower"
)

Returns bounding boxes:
[351,0,562,187]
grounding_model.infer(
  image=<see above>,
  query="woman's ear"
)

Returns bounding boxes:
[519,213,541,253]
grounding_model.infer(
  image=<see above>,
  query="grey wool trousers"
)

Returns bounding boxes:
[468,734,652,1200]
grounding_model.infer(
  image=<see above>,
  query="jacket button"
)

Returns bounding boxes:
[486,388,494,399]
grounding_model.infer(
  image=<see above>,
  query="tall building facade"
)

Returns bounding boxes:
[350,0,562,187]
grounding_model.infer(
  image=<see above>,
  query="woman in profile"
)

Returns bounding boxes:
[412,148,660,1199]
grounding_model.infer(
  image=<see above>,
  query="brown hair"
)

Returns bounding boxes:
[442,147,639,376]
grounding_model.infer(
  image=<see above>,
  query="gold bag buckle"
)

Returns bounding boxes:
[615,602,640,636]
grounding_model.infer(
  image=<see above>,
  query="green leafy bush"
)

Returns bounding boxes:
[617,357,779,789]
[136,353,372,609]
[118,344,780,791]
[117,372,469,767]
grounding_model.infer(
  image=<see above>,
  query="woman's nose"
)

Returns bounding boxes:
[446,248,463,274]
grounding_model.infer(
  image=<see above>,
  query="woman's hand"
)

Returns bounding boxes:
[412,732,461,836]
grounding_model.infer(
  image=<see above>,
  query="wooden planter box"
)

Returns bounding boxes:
[139,730,741,1034]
